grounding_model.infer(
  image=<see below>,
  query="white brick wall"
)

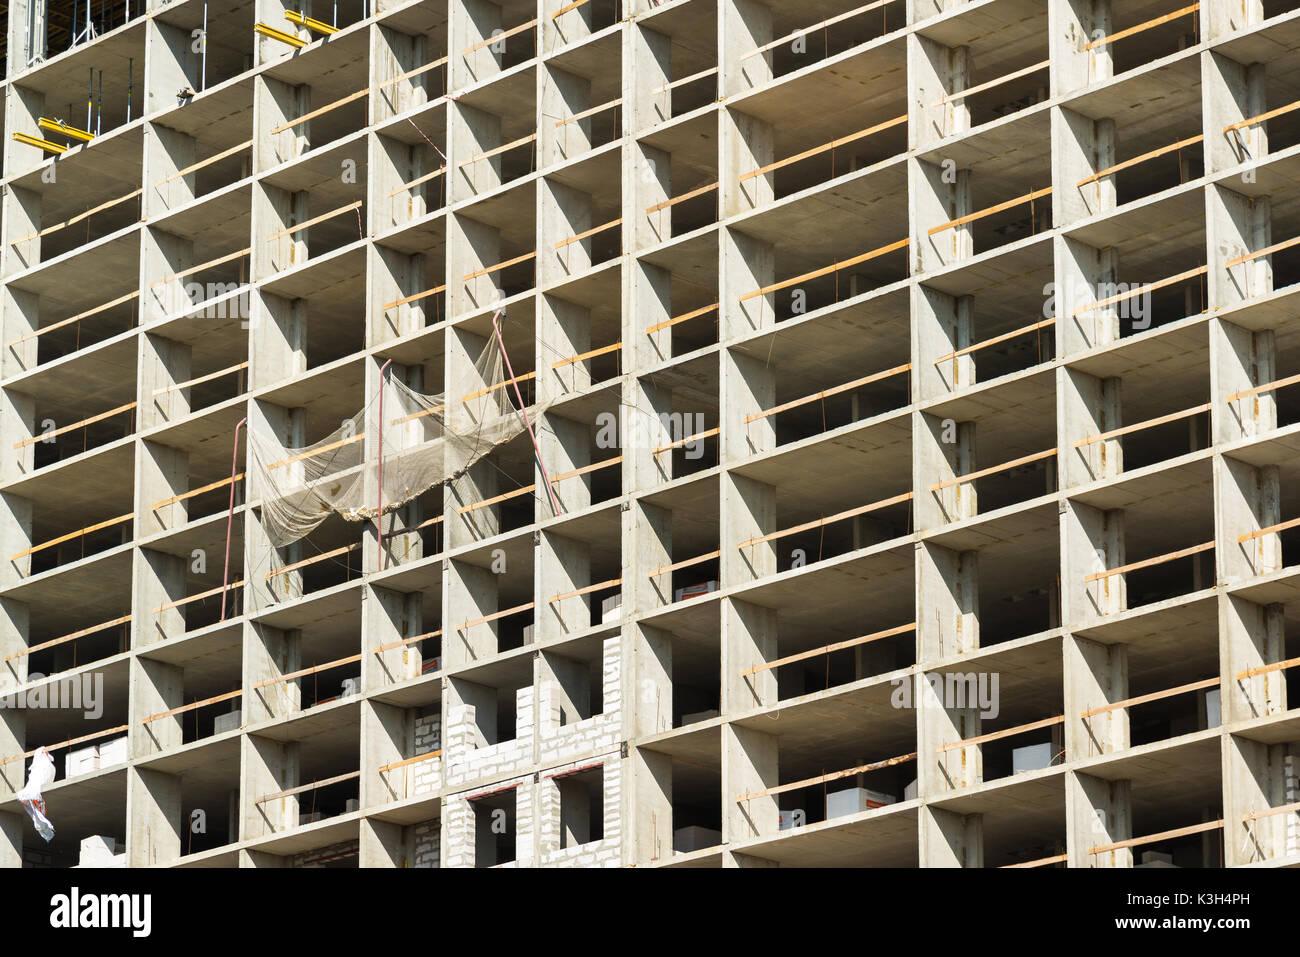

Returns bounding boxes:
[442,774,534,868]
[411,712,442,796]
[411,821,440,868]
[538,638,622,765]
[443,687,534,788]
[536,751,622,867]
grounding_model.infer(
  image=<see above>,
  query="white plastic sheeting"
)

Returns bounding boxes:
[16,746,55,842]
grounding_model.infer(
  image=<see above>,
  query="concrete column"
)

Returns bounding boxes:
[1224,734,1290,865]
[450,0,505,89]
[920,805,982,867]
[628,25,672,133]
[1064,635,1129,759]
[0,389,36,483]
[1055,235,1121,354]
[0,708,23,796]
[916,543,979,660]
[126,766,181,866]
[0,286,40,375]
[1205,0,1264,40]
[0,811,22,867]
[723,0,773,95]
[449,104,504,204]
[373,23,429,124]
[148,19,200,120]
[143,123,197,217]
[1221,596,1286,722]
[540,180,593,286]
[722,723,778,843]
[916,412,976,529]
[722,349,774,462]
[132,548,187,646]
[913,286,975,400]
[633,624,673,737]
[1064,501,1125,620]
[1217,456,1280,583]
[1051,0,1113,96]
[142,229,195,323]
[1209,186,1272,309]
[632,501,672,613]
[254,183,308,277]
[137,441,190,537]
[0,493,33,586]
[243,623,301,722]
[130,656,183,757]
[722,109,773,215]
[361,699,410,808]
[538,296,591,401]
[370,246,431,340]
[1068,770,1132,867]
[239,734,299,839]
[246,401,306,607]
[722,227,774,339]
[1203,52,1267,174]
[1212,317,1277,444]
[253,76,309,171]
[0,598,31,693]
[251,292,307,390]
[1059,367,1122,488]
[908,34,970,150]
[911,158,972,273]
[722,598,776,713]
[722,472,775,586]
[541,66,593,166]
[918,670,982,795]
[445,560,499,666]
[630,260,674,370]
[360,817,408,866]
[537,532,591,641]
[1054,108,1116,224]
[138,334,192,429]
[364,585,423,690]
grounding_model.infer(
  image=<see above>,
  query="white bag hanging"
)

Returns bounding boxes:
[16,746,55,842]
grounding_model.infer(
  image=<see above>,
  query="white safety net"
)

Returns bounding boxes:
[248,335,545,549]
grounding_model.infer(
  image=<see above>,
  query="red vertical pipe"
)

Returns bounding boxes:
[220,417,247,621]
[377,358,393,571]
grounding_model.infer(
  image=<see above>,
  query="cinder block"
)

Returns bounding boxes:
[681,709,718,725]
[674,581,718,603]
[1136,851,1178,868]
[1012,743,1053,775]
[79,835,117,866]
[826,787,896,819]
[65,745,99,778]
[672,826,721,852]
[213,709,242,735]
[97,735,128,766]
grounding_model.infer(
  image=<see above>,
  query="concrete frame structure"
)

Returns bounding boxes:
[1,0,1300,868]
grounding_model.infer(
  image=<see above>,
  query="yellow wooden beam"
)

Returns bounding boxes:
[255,22,307,48]
[37,117,94,143]
[285,10,337,35]
[12,132,67,155]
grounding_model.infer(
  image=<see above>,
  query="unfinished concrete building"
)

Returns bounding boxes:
[2,0,1300,869]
